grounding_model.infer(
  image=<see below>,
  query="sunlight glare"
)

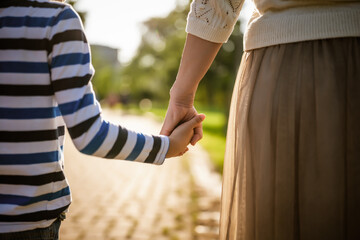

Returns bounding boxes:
[76,0,178,63]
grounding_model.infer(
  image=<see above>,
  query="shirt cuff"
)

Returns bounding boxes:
[186,16,233,43]
[154,135,169,165]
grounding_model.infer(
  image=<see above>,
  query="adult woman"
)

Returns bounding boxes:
[160,0,360,239]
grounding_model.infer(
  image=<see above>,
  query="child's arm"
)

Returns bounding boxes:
[48,5,168,165]
[166,114,206,158]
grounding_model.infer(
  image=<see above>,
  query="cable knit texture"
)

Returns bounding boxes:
[187,0,243,43]
[186,0,360,50]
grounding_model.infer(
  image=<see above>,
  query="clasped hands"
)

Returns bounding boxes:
[161,98,204,158]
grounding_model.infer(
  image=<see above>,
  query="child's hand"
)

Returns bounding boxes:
[165,114,206,158]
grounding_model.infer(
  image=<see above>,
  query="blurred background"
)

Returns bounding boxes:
[71,0,253,172]
[61,0,254,239]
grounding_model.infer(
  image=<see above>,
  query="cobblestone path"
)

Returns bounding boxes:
[60,110,222,240]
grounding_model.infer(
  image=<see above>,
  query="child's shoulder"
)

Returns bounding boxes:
[0,0,82,31]
[1,0,68,9]
[29,0,79,21]
[0,0,75,16]
[27,0,75,12]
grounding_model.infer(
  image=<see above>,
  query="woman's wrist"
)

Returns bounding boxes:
[169,82,196,108]
[168,34,221,108]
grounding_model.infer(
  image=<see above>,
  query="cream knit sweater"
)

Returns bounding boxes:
[186,0,360,51]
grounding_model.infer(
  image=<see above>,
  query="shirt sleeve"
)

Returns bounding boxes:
[186,0,244,43]
[48,5,169,165]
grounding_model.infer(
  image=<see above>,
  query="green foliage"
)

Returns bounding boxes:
[67,0,122,101]
[120,2,243,108]
[194,107,227,173]
[197,21,243,114]
[200,131,227,173]
[119,1,243,134]
[115,2,243,171]
[72,0,243,171]
[90,45,121,100]
[119,4,189,102]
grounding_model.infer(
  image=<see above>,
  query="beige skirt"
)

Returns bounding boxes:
[219,37,360,240]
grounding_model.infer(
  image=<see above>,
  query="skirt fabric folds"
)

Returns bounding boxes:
[219,38,360,240]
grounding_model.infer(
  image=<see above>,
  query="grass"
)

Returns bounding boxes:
[115,103,227,173]
[197,107,227,173]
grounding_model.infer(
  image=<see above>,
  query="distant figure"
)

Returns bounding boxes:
[0,0,204,239]
[161,0,360,239]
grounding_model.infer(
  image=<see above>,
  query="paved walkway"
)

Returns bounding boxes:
[60,109,222,240]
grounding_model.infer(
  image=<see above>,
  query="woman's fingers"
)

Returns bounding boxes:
[160,116,175,136]
[160,102,192,136]
[161,103,205,148]
[160,107,179,136]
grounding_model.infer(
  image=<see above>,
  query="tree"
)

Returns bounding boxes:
[119,3,189,102]
[119,1,243,114]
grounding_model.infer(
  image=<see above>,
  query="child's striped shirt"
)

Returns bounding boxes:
[0,0,169,233]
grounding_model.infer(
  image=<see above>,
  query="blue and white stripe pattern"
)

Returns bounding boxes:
[0,0,169,233]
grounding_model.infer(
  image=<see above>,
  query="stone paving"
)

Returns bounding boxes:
[60,109,222,240]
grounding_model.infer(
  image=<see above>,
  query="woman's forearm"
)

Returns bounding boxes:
[170,33,222,106]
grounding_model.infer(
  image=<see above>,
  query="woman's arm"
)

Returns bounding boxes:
[170,33,223,107]
[161,0,244,143]
[160,34,222,144]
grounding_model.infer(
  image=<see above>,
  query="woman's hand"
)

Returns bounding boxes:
[160,34,222,145]
[160,99,203,146]
[165,114,205,158]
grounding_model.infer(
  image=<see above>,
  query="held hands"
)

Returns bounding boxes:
[165,113,205,158]
[161,34,221,157]
[160,99,203,146]
[162,90,205,158]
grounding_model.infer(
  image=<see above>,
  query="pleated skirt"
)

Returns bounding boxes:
[219,37,360,240]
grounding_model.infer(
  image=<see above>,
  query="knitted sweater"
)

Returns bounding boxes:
[186,0,360,50]
[0,0,168,233]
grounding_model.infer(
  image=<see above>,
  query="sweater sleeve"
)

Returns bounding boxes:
[48,5,169,165]
[186,0,244,43]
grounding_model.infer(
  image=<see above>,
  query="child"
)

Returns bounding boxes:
[0,0,205,238]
